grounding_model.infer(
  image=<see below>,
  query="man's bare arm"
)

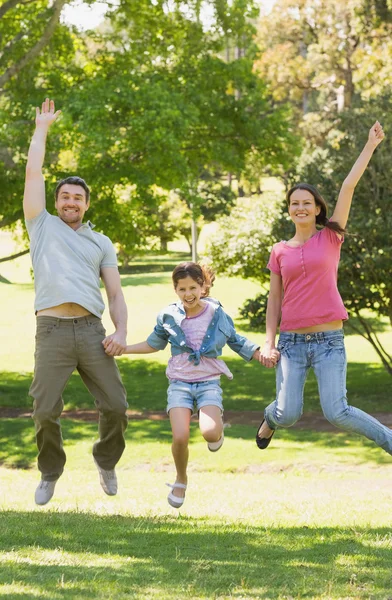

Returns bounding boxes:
[101,266,128,356]
[23,98,61,220]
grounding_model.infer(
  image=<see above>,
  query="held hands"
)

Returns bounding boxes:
[368,121,385,148]
[253,344,280,369]
[102,330,127,356]
[35,98,61,130]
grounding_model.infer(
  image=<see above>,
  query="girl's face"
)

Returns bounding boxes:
[175,276,204,313]
[288,189,320,226]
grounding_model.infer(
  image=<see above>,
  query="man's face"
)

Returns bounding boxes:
[55,184,90,229]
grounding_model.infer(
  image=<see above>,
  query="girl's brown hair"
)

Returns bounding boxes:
[172,262,215,297]
[287,183,346,235]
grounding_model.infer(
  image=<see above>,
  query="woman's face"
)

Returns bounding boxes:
[288,189,321,226]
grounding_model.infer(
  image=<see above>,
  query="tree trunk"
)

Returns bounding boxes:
[346,310,392,376]
[0,0,67,90]
[0,249,29,263]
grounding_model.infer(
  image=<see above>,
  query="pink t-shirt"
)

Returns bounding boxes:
[268,226,348,331]
[166,302,233,382]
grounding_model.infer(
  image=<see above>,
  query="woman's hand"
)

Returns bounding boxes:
[254,343,280,368]
[368,121,385,148]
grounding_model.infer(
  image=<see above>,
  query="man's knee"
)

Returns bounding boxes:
[108,398,128,417]
[32,405,62,425]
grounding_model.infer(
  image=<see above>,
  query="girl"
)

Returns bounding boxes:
[256,121,392,457]
[124,262,276,508]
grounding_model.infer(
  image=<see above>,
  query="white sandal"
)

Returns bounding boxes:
[166,482,187,508]
[208,432,224,452]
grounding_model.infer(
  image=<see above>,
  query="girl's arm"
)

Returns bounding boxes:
[124,341,159,354]
[331,121,384,230]
[260,272,282,369]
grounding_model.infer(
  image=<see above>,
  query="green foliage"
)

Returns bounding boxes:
[0,1,84,230]
[206,194,281,280]
[0,0,297,260]
[239,292,268,328]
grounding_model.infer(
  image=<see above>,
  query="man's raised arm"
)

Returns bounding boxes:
[23,98,61,220]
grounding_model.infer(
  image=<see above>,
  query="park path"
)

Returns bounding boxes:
[1,407,392,432]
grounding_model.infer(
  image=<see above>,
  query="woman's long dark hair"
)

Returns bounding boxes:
[172,262,215,297]
[287,183,346,235]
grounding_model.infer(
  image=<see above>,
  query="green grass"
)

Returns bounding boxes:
[1,358,392,415]
[1,263,392,414]
[1,252,392,599]
[1,420,392,599]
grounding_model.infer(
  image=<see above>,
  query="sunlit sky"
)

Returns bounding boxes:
[62,0,276,30]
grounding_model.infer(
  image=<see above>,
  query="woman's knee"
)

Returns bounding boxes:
[273,406,302,428]
[323,406,350,427]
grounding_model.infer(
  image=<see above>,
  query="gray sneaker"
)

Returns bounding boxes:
[94,459,117,496]
[35,479,57,505]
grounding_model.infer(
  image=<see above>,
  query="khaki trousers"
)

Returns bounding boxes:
[29,315,128,481]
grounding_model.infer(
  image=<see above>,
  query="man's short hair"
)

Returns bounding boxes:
[55,176,90,203]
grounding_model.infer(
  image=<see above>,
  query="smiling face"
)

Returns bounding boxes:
[55,184,90,229]
[174,275,205,315]
[288,188,321,227]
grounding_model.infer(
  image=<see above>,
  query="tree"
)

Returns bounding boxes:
[0,0,84,242]
[255,0,392,144]
[0,0,297,265]
[59,0,297,257]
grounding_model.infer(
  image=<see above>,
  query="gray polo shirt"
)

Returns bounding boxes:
[26,209,118,318]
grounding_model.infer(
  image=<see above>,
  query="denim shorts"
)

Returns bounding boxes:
[167,379,223,414]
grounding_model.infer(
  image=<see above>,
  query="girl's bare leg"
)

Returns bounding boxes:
[199,405,223,443]
[169,407,192,499]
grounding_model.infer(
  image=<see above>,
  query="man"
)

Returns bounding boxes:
[23,98,128,505]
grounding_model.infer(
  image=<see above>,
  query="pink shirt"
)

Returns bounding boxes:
[268,226,348,331]
[166,302,233,382]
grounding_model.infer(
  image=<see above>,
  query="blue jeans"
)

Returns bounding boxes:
[264,330,392,455]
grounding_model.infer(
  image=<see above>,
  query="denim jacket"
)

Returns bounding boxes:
[146,297,259,365]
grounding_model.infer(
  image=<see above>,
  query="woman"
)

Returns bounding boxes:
[256,121,392,456]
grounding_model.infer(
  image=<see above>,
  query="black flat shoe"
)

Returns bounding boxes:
[256,420,275,450]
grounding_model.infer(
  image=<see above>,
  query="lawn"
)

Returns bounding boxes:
[1,260,391,414]
[1,252,392,599]
[1,419,392,599]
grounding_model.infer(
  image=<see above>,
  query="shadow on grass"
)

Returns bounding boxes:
[1,359,391,414]
[1,417,391,470]
[0,512,391,599]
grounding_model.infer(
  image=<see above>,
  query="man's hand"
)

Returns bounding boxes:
[35,98,61,130]
[102,330,127,356]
